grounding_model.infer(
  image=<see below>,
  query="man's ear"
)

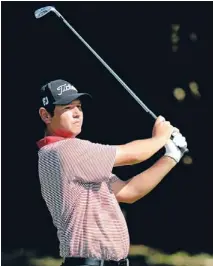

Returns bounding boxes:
[39,107,52,124]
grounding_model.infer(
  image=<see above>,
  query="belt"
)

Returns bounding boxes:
[64,257,129,266]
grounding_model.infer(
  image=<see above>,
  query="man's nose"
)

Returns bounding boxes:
[73,107,81,117]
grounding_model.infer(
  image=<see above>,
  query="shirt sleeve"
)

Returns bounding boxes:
[108,173,120,184]
[71,139,117,183]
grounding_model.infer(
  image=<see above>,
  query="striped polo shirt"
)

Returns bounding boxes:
[37,136,130,260]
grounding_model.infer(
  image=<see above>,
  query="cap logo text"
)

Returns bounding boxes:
[42,96,49,106]
[57,83,77,96]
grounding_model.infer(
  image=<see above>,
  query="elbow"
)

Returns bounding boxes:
[126,194,146,204]
[117,195,136,204]
[128,199,136,204]
[128,197,140,204]
[122,197,137,204]
[131,156,141,165]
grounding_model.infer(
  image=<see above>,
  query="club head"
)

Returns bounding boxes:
[34,6,55,19]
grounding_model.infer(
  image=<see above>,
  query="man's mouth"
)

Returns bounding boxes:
[74,120,81,125]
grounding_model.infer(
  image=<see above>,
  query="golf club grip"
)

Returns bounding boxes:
[178,146,189,154]
[180,147,189,153]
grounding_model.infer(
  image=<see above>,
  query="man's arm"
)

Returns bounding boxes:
[112,136,187,203]
[115,137,167,166]
[114,116,174,167]
[112,156,176,204]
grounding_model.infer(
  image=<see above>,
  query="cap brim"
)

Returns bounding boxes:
[53,93,92,105]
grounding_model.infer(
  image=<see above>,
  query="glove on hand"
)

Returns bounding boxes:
[165,132,187,163]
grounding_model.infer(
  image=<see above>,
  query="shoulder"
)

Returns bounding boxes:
[62,138,115,150]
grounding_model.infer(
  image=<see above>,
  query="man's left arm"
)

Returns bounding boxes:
[112,156,176,204]
[112,134,187,204]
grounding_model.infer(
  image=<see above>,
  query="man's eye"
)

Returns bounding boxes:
[64,105,82,110]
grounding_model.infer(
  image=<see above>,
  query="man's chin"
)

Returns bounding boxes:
[71,129,82,138]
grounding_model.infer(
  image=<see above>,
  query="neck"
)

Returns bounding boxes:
[44,129,53,137]
[45,128,76,139]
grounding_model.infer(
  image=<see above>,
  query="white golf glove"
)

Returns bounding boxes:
[164,132,188,163]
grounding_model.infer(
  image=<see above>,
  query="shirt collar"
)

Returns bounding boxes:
[36,136,65,149]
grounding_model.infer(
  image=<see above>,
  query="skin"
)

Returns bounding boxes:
[39,100,178,204]
[39,99,83,138]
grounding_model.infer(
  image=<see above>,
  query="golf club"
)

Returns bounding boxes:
[34,6,188,153]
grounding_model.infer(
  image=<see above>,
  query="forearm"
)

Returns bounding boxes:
[117,137,167,166]
[126,156,176,203]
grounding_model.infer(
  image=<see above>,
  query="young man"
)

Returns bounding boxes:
[37,79,187,266]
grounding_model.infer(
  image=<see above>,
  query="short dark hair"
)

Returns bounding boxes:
[39,104,55,135]
[44,104,55,117]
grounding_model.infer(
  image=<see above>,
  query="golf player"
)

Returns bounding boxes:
[37,79,187,266]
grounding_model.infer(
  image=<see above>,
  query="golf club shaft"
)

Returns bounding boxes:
[35,7,188,153]
[56,12,157,119]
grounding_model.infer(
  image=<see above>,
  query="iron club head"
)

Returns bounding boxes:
[34,6,56,19]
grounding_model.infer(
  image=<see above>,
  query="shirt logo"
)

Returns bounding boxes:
[57,83,77,96]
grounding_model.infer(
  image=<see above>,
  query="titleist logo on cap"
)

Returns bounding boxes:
[57,83,77,96]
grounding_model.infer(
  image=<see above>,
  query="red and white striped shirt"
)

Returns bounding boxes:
[37,137,130,260]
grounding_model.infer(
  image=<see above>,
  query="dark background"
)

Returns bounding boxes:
[2,1,213,258]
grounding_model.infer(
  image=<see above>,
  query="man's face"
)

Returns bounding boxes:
[48,99,83,138]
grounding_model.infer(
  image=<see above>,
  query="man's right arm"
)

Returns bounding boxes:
[115,137,167,166]
[114,116,175,167]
